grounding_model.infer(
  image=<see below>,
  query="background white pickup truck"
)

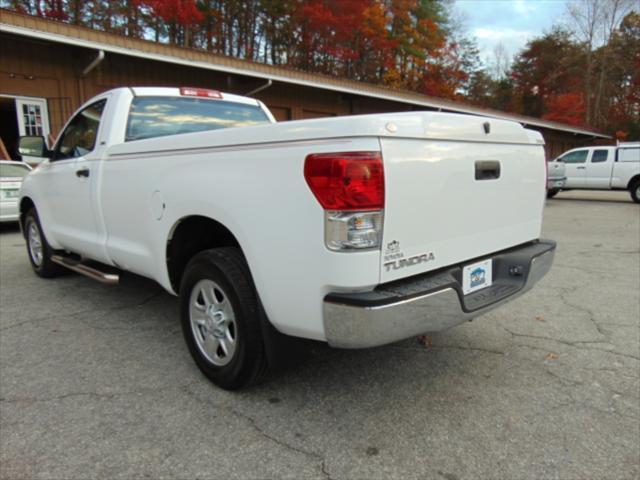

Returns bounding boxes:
[18,87,555,389]
[547,143,640,202]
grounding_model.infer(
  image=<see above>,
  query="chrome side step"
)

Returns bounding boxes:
[51,255,119,285]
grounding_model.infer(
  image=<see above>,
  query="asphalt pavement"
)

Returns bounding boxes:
[1,190,639,480]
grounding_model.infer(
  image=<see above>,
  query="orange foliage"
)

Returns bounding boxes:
[542,92,586,126]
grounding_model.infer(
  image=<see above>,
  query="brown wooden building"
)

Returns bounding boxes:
[0,9,610,160]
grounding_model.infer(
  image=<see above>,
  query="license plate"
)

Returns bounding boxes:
[2,190,19,199]
[462,259,493,295]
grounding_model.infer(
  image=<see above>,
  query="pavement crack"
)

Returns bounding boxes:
[0,307,95,332]
[571,344,640,361]
[321,459,337,480]
[386,344,504,355]
[183,387,331,479]
[230,407,332,479]
[577,249,640,255]
[0,292,166,333]
[502,327,640,361]
[0,385,184,404]
[553,263,616,276]
[558,288,610,340]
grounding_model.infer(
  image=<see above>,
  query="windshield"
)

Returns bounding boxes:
[0,163,30,178]
[126,96,271,142]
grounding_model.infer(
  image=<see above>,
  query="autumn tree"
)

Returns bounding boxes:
[566,0,636,125]
[466,71,514,112]
[600,11,640,138]
[510,28,585,121]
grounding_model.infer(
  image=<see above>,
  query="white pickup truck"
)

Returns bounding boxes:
[18,87,555,389]
[547,144,640,202]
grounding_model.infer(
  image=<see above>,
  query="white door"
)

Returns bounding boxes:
[39,98,108,261]
[586,149,614,188]
[15,97,50,164]
[560,149,589,188]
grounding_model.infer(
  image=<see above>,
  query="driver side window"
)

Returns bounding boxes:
[560,150,588,164]
[53,99,106,161]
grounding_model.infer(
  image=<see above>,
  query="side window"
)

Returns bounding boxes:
[618,148,639,163]
[591,150,609,163]
[561,150,588,164]
[53,100,107,161]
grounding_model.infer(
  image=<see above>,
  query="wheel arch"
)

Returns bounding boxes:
[627,174,640,190]
[19,197,36,235]
[165,215,242,294]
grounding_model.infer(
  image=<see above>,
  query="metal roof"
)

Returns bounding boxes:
[0,9,611,139]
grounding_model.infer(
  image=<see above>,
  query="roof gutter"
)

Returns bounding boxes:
[245,79,272,97]
[82,49,105,77]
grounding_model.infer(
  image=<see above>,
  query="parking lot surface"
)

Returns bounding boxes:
[1,190,639,480]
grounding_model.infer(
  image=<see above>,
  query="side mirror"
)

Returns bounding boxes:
[18,136,51,159]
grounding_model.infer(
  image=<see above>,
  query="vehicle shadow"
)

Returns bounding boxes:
[0,222,21,234]
[549,194,633,204]
[64,268,466,398]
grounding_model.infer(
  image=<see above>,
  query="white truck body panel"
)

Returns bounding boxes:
[20,87,549,342]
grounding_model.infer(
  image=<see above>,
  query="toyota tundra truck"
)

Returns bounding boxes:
[17,87,555,389]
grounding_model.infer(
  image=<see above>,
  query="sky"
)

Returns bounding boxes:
[453,0,568,69]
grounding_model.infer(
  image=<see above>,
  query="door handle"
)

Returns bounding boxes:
[76,168,90,178]
[475,160,501,180]
[576,166,586,170]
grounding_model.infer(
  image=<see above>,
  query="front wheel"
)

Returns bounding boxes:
[179,248,269,390]
[630,180,640,204]
[547,188,559,199]
[24,209,64,278]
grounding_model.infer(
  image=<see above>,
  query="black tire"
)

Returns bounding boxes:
[23,208,64,278]
[179,247,269,390]
[547,188,559,199]
[630,180,640,204]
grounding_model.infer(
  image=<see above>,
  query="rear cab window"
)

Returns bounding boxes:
[125,97,271,142]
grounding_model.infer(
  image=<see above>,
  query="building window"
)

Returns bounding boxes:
[22,103,44,136]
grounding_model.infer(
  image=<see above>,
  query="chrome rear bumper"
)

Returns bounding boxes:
[547,177,566,189]
[0,201,20,223]
[323,240,555,348]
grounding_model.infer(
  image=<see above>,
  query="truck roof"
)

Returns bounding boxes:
[110,87,262,107]
[564,144,638,152]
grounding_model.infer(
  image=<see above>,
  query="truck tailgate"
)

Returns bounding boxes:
[380,117,546,283]
[548,160,565,179]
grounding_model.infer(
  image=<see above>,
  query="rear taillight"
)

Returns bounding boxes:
[179,87,222,99]
[304,152,384,210]
[304,152,384,251]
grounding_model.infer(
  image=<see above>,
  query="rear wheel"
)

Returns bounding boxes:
[24,209,64,278]
[630,180,640,204]
[547,189,559,199]
[179,248,268,390]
